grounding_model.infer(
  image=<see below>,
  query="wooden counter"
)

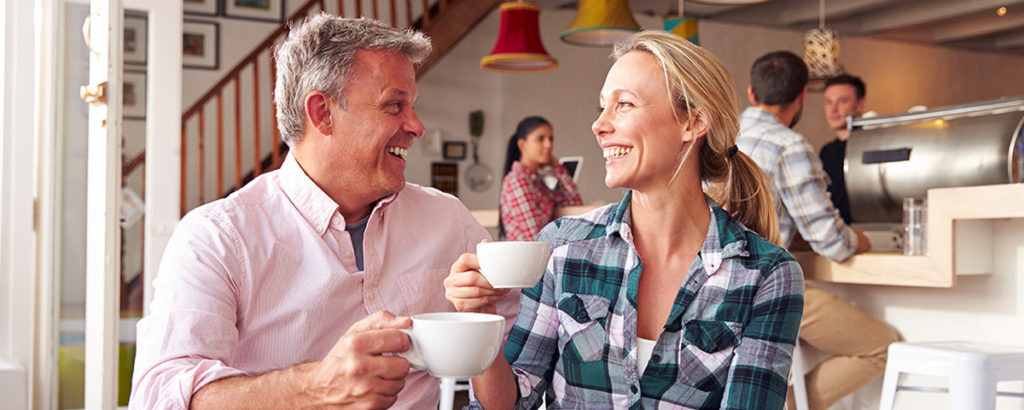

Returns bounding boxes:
[470,205,606,230]
[472,184,1024,288]
[797,183,1024,288]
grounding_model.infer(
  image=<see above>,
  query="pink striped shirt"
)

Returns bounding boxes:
[130,154,519,409]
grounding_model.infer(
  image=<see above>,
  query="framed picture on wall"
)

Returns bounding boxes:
[443,141,467,160]
[123,70,147,120]
[182,20,219,70]
[224,0,285,23]
[183,0,219,16]
[123,14,147,65]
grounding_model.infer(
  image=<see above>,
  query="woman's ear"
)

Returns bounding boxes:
[516,137,525,153]
[682,108,710,142]
[304,91,332,136]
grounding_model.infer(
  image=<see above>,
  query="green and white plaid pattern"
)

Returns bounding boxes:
[486,192,803,410]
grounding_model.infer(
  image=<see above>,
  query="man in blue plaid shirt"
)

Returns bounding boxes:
[736,51,900,410]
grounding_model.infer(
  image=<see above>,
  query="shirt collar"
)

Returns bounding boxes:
[604,191,749,275]
[741,106,782,126]
[279,153,340,235]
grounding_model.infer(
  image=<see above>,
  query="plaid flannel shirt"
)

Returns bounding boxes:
[736,107,858,261]
[482,192,803,409]
[500,161,582,241]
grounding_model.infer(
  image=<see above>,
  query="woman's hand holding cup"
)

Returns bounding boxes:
[444,245,510,314]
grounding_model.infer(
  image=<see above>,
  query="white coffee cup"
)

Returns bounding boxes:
[399,312,505,378]
[476,241,550,288]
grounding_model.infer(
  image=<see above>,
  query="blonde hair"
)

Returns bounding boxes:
[612,31,780,245]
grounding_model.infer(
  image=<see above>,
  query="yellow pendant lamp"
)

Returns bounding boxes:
[561,0,641,47]
[481,2,558,72]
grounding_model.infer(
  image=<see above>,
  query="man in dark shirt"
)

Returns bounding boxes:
[819,74,866,224]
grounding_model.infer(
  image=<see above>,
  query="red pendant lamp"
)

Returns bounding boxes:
[481,2,558,73]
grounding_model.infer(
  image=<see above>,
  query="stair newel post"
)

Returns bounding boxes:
[338,0,345,17]
[216,92,225,197]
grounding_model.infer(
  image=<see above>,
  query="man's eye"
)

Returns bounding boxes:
[384,102,402,114]
[617,101,634,110]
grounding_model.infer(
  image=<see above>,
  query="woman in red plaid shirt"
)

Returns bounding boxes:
[499,116,583,241]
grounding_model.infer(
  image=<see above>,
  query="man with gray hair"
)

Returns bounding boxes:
[130,14,519,409]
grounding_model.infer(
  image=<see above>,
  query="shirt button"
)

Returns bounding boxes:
[344,250,353,259]
[331,215,342,226]
[651,354,661,363]
[630,385,638,394]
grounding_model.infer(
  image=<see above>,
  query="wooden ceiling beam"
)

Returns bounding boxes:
[859,0,1024,34]
[995,30,1024,49]
[934,13,1024,42]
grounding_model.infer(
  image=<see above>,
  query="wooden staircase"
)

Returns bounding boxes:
[176,0,501,217]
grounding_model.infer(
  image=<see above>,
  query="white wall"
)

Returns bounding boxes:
[1,0,37,407]
[411,9,1024,211]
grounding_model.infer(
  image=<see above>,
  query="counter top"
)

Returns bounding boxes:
[797,183,1024,287]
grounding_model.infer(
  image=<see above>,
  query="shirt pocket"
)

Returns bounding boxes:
[556,294,611,363]
[677,319,744,388]
[396,268,453,315]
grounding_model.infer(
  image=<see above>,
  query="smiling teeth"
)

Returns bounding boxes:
[387,146,408,159]
[603,147,631,159]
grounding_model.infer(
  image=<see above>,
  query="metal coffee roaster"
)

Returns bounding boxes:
[845,96,1024,224]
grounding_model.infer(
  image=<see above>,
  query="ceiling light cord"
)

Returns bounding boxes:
[819,0,825,29]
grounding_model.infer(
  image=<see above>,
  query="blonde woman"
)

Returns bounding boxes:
[445,31,803,409]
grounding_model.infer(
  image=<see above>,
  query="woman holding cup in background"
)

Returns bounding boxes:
[445,31,803,409]
[499,116,582,241]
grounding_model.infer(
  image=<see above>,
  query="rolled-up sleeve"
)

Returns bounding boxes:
[776,141,857,262]
[129,211,249,409]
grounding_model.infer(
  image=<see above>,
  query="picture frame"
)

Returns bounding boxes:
[123,70,147,120]
[123,14,147,65]
[182,20,219,70]
[443,141,467,160]
[224,0,285,23]
[183,0,219,16]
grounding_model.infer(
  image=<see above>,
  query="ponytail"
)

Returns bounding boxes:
[706,149,780,245]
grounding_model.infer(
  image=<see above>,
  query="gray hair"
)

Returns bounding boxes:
[273,13,432,146]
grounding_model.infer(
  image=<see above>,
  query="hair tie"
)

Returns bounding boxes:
[728,145,739,158]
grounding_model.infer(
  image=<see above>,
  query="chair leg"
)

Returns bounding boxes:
[791,343,810,410]
[439,377,456,410]
[950,372,996,410]
[878,366,901,410]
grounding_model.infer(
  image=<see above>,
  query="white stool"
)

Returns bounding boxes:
[790,342,810,410]
[879,341,1024,410]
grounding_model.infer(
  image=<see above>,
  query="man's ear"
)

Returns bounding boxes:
[797,86,808,106]
[746,85,757,105]
[304,91,332,136]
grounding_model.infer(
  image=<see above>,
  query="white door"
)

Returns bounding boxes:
[33,0,180,408]
[82,1,124,408]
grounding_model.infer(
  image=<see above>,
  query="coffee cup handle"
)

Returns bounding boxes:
[398,329,428,370]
